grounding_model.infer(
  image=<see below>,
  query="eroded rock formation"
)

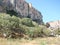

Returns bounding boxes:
[0,0,43,24]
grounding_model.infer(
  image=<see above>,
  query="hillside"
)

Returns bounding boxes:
[0,13,60,38]
[0,13,45,38]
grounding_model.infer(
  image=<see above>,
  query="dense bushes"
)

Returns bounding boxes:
[0,13,59,38]
[0,13,38,36]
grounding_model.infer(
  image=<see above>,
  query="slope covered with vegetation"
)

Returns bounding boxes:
[0,13,59,39]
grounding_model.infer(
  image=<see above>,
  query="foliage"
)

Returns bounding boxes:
[0,13,36,38]
[21,18,34,27]
[53,29,60,35]
[42,27,51,36]
[32,21,39,27]
[24,27,42,38]
[0,13,57,38]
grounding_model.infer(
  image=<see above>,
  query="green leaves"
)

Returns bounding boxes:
[21,18,34,27]
[0,13,55,38]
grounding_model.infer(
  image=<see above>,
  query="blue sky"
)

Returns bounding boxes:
[26,0,60,23]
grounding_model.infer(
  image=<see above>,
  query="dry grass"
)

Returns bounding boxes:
[0,37,60,45]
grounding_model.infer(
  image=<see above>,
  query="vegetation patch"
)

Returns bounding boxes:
[0,13,60,39]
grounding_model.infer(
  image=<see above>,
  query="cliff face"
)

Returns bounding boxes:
[0,0,43,24]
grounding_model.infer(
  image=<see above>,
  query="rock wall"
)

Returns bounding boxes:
[0,0,43,24]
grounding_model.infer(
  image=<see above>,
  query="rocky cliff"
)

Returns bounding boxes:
[0,0,43,24]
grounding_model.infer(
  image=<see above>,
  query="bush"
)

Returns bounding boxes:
[42,27,51,36]
[21,18,34,27]
[19,24,42,38]
[32,21,39,27]
[24,26,42,38]
[53,29,60,35]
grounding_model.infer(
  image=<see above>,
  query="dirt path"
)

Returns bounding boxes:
[0,37,60,45]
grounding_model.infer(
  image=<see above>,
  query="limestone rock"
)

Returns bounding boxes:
[46,20,60,30]
[0,0,43,24]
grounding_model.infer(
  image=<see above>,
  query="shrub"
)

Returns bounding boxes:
[9,16,20,28]
[53,29,60,35]
[32,21,39,27]
[24,26,42,38]
[21,18,34,27]
[42,27,51,36]
[19,24,42,38]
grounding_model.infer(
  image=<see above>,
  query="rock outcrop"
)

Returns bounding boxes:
[0,0,43,24]
[46,20,60,30]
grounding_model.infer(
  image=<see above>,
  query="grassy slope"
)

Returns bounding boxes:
[0,37,60,45]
